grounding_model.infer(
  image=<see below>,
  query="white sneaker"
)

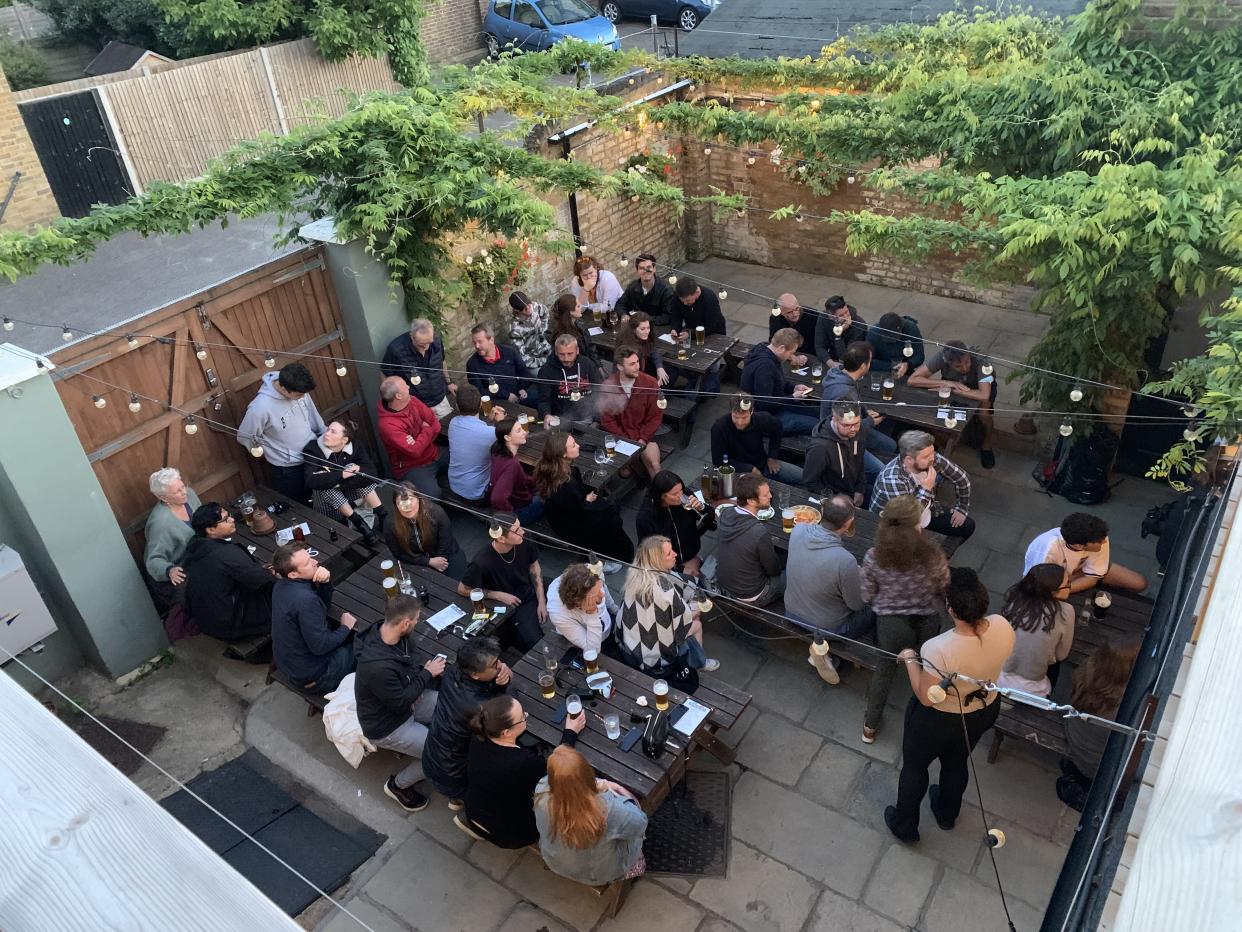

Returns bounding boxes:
[701,658,721,673]
[602,560,624,575]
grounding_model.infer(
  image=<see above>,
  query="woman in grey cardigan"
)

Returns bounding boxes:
[533,746,647,885]
[143,467,201,603]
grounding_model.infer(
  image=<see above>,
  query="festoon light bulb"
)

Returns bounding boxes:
[335,363,347,377]
[183,416,198,435]
[2,317,13,331]
[92,394,106,409]
[980,361,994,377]
[61,323,72,342]
[127,393,142,413]
[987,829,1006,849]
[195,344,208,360]
[489,380,500,395]
[833,323,844,336]
[250,443,265,458]
[926,684,948,704]
[410,373,421,386]
[1183,426,1197,442]
[667,275,677,285]
[719,289,728,300]
[126,334,139,349]
[771,304,781,316]
[1059,418,1074,437]
[1069,384,1084,403]
[902,341,914,358]
[264,354,276,369]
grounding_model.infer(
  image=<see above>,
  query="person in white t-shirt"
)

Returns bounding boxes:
[1023,513,1147,600]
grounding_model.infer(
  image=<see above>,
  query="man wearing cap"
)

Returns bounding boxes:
[710,393,802,483]
[803,401,870,505]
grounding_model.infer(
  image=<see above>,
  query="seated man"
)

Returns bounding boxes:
[380,318,455,417]
[710,393,802,483]
[769,293,816,368]
[818,340,897,473]
[377,375,445,498]
[598,345,662,477]
[1025,513,1147,598]
[715,474,786,607]
[448,384,506,502]
[670,277,728,397]
[814,295,868,365]
[535,334,602,428]
[907,339,998,469]
[271,541,358,696]
[615,253,675,325]
[803,402,870,506]
[355,594,445,813]
[785,493,874,680]
[871,430,975,542]
[458,513,546,652]
[421,635,511,810]
[867,312,924,378]
[465,324,531,404]
[740,327,818,436]
[181,502,274,642]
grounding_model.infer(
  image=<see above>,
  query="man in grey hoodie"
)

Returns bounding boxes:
[715,473,785,606]
[238,363,326,503]
[784,495,874,654]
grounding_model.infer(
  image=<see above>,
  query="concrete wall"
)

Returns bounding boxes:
[0,72,58,232]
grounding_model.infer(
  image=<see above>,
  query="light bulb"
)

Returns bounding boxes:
[719,290,728,300]
[410,373,421,386]
[335,363,347,377]
[927,684,947,704]
[667,275,677,285]
[688,83,696,92]
[759,98,767,107]
[833,323,844,337]
[128,394,142,414]
[703,146,712,155]
[2,317,12,331]
[127,334,139,349]
[794,213,804,222]
[195,344,208,360]
[184,416,198,435]
[697,595,714,613]
[92,394,106,409]
[987,829,1007,849]
[846,174,856,184]
[1182,404,1199,417]
[902,341,914,358]
[747,156,756,165]
[810,99,821,111]
[656,392,667,410]
[570,389,582,402]
[944,415,958,429]
[1069,385,1084,403]
[631,195,639,203]
[628,78,635,85]
[1183,427,1197,441]
[61,324,72,341]
[1059,418,1074,437]
[489,380,500,395]
[980,362,994,376]
[250,444,265,458]
[771,305,781,316]
[264,354,276,368]
[620,253,628,264]
[488,523,504,540]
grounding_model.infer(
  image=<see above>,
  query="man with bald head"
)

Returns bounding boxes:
[769,293,817,369]
[377,375,445,496]
[381,319,456,417]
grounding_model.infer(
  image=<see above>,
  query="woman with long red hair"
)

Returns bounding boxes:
[533,746,647,885]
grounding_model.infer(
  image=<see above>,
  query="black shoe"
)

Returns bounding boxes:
[349,512,379,547]
[371,506,389,535]
[884,805,919,843]
[384,777,429,812]
[980,449,996,469]
[928,785,955,830]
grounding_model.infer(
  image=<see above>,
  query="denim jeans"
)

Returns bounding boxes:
[516,498,545,526]
[729,571,786,608]
[679,636,708,669]
[786,605,875,644]
[763,461,804,484]
[306,642,355,696]
[779,411,820,437]
[374,689,440,788]
[864,425,897,459]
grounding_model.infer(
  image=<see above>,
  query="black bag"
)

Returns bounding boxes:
[1057,426,1118,505]
[653,655,699,695]
[641,710,670,758]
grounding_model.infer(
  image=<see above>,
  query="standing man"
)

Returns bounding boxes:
[615,253,675,325]
[238,362,325,504]
[377,376,445,497]
[709,393,801,484]
[598,345,662,478]
[814,296,868,365]
[907,339,997,469]
[271,541,357,696]
[381,319,456,418]
[870,430,975,543]
[465,324,531,403]
[770,294,816,368]
[740,328,818,436]
[819,340,897,474]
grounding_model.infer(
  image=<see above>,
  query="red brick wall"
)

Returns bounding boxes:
[0,72,58,231]
[422,0,489,64]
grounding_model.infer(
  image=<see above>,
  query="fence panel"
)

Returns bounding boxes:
[265,39,401,129]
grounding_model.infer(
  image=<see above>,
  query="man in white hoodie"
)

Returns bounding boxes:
[238,363,326,503]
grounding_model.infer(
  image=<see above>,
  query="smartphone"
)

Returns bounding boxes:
[433,653,447,663]
[618,726,642,753]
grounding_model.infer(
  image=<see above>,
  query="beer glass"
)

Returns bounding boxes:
[653,679,669,712]
[584,649,600,674]
[782,508,795,533]
[380,559,396,580]
[383,577,397,600]
[694,325,705,346]
[882,378,895,401]
[539,673,555,700]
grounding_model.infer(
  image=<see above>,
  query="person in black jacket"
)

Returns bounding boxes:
[181,503,275,643]
[386,483,465,579]
[635,470,716,578]
[868,312,925,377]
[535,334,603,426]
[814,295,868,365]
[710,393,802,483]
[740,329,818,436]
[465,324,531,403]
[422,636,511,809]
[271,542,358,695]
[458,694,584,847]
[533,431,634,571]
[614,253,675,325]
[769,293,817,367]
[354,595,446,813]
[670,276,728,398]
[303,420,385,546]
[380,318,455,416]
[803,402,870,505]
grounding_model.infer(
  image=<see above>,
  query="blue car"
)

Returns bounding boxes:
[483,0,621,57]
[599,0,719,31]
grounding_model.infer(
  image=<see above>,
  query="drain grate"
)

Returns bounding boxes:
[642,771,731,878]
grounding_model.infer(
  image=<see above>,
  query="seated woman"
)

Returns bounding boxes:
[386,483,466,579]
[617,535,718,675]
[533,430,634,572]
[533,745,648,886]
[489,417,542,524]
[998,563,1075,697]
[569,255,623,316]
[614,311,668,385]
[459,695,583,847]
[549,294,599,365]
[546,562,619,657]
[635,470,715,579]
[143,467,202,605]
[302,420,385,546]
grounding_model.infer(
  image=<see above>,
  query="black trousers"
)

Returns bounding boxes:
[501,600,543,654]
[891,696,1000,839]
[269,463,309,505]
[926,510,976,544]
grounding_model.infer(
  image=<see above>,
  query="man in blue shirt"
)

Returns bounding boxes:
[448,385,506,502]
[271,542,357,695]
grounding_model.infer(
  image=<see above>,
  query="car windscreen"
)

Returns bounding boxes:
[538,0,597,25]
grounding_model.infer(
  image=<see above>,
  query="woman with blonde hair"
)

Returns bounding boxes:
[386,482,465,579]
[533,430,633,570]
[859,494,949,743]
[618,535,718,675]
[533,745,647,885]
[569,255,622,315]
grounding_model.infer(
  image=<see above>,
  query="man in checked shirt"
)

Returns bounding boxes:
[870,430,975,543]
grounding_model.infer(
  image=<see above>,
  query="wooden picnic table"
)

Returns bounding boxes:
[231,486,364,566]
[510,633,751,813]
[590,329,737,377]
[1063,588,1153,669]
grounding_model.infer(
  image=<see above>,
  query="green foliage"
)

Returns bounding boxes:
[0,35,49,90]
[34,0,218,58]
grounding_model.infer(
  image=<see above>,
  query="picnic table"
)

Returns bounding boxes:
[590,329,737,376]
[509,633,751,813]
[231,486,364,566]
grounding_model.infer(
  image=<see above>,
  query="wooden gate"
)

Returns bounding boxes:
[48,246,370,558]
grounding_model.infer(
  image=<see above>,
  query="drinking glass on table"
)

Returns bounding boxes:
[539,673,556,700]
[604,434,617,460]
[653,679,669,712]
[604,714,622,740]
[937,383,953,402]
[566,695,583,720]
[882,378,895,401]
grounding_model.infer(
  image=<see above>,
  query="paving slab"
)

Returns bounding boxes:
[968,737,1069,839]
[804,888,907,932]
[595,879,704,932]
[731,771,887,898]
[801,679,902,765]
[794,742,869,811]
[698,629,766,690]
[973,823,1068,913]
[923,867,1045,932]
[317,895,410,932]
[695,919,745,932]
[493,903,575,932]
[862,843,940,927]
[741,656,826,721]
[467,839,525,882]
[505,849,611,930]
[735,713,823,786]
[689,841,820,932]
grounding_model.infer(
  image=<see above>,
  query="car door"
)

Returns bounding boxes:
[510,1,551,50]
[491,0,517,45]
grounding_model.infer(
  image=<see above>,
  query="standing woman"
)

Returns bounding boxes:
[508,291,552,371]
[386,482,466,580]
[533,745,648,885]
[615,311,669,385]
[570,256,623,316]
[489,418,542,524]
[144,467,202,603]
[885,567,1015,843]
[549,294,600,365]
[635,470,715,579]
[617,535,718,675]
[533,430,634,570]
[859,495,950,744]
[998,563,1075,696]
[303,420,386,545]
[459,695,584,847]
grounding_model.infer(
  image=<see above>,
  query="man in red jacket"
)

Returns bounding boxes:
[599,345,663,477]
[378,376,444,496]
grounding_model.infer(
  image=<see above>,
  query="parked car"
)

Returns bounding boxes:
[599,0,720,32]
[483,0,621,57]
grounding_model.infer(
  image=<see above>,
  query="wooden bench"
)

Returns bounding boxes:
[265,664,329,717]
[778,434,812,466]
[725,341,753,383]
[659,393,698,448]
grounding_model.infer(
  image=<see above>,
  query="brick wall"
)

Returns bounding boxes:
[0,72,58,231]
[422,0,490,64]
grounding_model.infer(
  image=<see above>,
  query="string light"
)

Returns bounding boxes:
[1059,417,1074,437]
[1069,384,1084,402]
[833,322,844,336]
[335,362,347,377]
[183,416,198,435]
[264,354,276,368]
[488,380,500,394]
[771,304,781,316]
[980,361,994,377]
[1183,426,1198,441]
[667,275,678,285]
[794,213,805,222]
[126,334,139,349]
[2,317,12,331]
[902,340,914,358]
[127,393,142,414]
[846,174,856,184]
[249,443,265,458]
[747,154,756,165]
[92,394,106,409]
[719,289,728,300]
[703,146,712,155]
[410,373,422,386]
[196,343,208,360]
[60,324,72,342]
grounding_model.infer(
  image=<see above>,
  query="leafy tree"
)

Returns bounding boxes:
[34,0,212,58]
[0,35,50,90]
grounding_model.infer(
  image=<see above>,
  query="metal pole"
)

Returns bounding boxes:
[651,15,659,56]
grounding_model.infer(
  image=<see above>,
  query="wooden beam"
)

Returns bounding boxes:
[0,671,302,931]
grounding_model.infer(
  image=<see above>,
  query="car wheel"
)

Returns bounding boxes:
[485,33,501,58]
[601,1,621,22]
[678,6,700,30]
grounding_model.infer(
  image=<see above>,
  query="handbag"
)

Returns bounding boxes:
[641,710,670,758]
